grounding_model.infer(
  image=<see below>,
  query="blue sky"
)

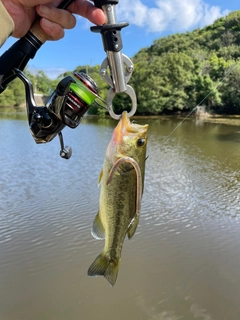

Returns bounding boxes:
[1,0,239,79]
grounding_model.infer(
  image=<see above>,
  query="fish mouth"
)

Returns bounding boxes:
[112,111,148,143]
[113,111,129,143]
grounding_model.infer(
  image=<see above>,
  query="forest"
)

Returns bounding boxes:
[1,10,240,115]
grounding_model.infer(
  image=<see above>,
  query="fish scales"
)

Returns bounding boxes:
[101,159,137,254]
[88,111,148,286]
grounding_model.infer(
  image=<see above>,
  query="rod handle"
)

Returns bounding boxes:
[29,0,74,44]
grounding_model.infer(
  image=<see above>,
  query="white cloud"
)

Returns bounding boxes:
[42,68,68,79]
[117,0,148,26]
[116,0,229,33]
[28,65,68,79]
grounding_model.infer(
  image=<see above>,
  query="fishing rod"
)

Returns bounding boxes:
[0,0,109,159]
[0,0,137,158]
[0,0,91,159]
[0,0,74,91]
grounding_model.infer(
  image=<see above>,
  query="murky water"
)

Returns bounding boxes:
[0,114,240,320]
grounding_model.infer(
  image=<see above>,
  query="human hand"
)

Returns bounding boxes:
[1,0,106,40]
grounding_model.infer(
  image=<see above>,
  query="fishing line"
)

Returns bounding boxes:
[95,99,109,110]
[162,62,239,142]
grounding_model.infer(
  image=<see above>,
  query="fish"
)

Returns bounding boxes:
[87,111,149,286]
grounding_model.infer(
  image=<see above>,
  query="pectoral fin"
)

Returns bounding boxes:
[98,169,103,186]
[127,215,140,239]
[91,212,105,240]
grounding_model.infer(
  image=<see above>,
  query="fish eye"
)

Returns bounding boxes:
[137,138,145,147]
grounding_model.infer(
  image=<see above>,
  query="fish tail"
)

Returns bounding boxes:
[87,253,120,287]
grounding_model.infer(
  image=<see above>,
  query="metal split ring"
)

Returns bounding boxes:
[106,85,137,120]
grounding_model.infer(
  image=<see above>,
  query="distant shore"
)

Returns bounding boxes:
[1,107,240,126]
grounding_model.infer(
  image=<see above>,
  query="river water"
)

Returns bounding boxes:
[0,114,240,320]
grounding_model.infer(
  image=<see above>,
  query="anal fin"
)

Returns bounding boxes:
[127,215,140,239]
[91,212,105,240]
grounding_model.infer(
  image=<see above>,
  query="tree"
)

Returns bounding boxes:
[194,74,221,110]
[0,78,25,108]
[35,71,52,95]
[220,62,240,113]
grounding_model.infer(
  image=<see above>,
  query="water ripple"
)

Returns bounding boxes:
[1,117,240,320]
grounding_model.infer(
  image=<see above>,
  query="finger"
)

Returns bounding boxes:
[68,0,106,25]
[37,4,76,29]
[40,18,65,40]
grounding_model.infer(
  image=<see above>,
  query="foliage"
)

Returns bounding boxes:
[0,69,52,108]
[130,10,240,114]
[0,77,25,108]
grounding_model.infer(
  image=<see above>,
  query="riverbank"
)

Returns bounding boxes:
[195,114,240,126]
[1,108,240,127]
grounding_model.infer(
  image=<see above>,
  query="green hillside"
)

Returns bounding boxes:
[128,10,240,115]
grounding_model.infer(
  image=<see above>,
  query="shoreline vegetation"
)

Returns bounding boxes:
[1,107,240,127]
[1,10,240,117]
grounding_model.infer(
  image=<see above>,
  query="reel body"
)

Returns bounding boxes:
[15,69,100,159]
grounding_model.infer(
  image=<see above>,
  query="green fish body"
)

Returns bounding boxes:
[88,111,149,286]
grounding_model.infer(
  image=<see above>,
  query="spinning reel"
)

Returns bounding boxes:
[14,69,105,159]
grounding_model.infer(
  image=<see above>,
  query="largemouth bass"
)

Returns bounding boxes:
[88,111,149,286]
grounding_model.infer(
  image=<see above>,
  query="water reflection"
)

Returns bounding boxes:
[0,115,240,320]
[0,110,27,120]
